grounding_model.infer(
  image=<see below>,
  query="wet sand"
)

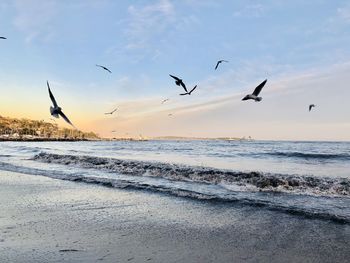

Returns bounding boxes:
[0,171,349,263]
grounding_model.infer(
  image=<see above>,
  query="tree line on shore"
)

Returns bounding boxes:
[0,115,99,140]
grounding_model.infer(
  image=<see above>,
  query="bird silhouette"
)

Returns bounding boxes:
[96,64,112,73]
[215,60,229,70]
[242,79,267,102]
[47,81,75,127]
[309,104,316,112]
[161,99,169,104]
[105,108,118,115]
[180,85,197,96]
[169,74,187,92]
[0,37,6,40]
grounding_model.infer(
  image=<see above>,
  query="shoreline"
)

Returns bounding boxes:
[1,170,349,263]
[0,138,97,142]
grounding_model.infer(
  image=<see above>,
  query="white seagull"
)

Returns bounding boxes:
[242,79,267,102]
[105,108,118,115]
[309,104,316,112]
[215,60,229,70]
[47,81,75,127]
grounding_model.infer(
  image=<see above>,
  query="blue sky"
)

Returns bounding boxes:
[1,0,350,140]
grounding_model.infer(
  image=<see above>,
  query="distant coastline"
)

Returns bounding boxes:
[105,136,253,141]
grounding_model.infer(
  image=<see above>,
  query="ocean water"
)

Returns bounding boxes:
[0,140,349,222]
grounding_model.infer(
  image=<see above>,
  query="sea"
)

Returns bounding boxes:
[0,140,349,223]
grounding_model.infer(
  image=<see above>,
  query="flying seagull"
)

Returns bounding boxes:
[105,108,118,115]
[215,60,229,70]
[47,81,75,127]
[169,74,187,92]
[161,99,169,104]
[0,37,6,40]
[242,79,267,102]
[309,104,316,112]
[180,85,197,96]
[96,64,112,73]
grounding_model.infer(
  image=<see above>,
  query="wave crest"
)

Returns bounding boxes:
[32,152,350,196]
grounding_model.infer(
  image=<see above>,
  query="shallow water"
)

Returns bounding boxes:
[0,140,349,222]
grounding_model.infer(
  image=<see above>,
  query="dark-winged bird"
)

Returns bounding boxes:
[0,37,6,39]
[169,74,187,92]
[180,85,197,96]
[47,81,74,127]
[105,108,118,115]
[96,64,112,73]
[215,60,228,70]
[242,79,267,102]
[309,104,316,112]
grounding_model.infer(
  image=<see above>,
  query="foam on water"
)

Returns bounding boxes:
[0,140,349,223]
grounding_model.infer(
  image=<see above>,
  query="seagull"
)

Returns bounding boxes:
[215,60,229,70]
[0,37,6,40]
[47,81,75,127]
[309,104,316,112]
[96,64,112,73]
[169,74,187,92]
[161,99,169,104]
[105,108,118,115]
[242,79,267,102]
[180,85,197,96]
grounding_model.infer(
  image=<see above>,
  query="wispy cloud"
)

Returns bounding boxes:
[337,4,350,23]
[90,61,350,140]
[125,0,175,50]
[13,0,58,43]
[233,4,266,18]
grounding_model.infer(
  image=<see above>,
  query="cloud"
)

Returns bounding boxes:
[125,0,175,50]
[337,4,350,23]
[233,4,266,18]
[13,0,58,43]
[89,61,350,140]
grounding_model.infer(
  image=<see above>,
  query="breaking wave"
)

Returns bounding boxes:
[265,151,350,161]
[32,152,350,196]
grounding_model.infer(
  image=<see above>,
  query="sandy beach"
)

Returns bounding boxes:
[0,171,349,263]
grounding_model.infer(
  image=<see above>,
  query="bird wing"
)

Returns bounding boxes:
[252,79,267,96]
[59,110,74,127]
[309,105,312,111]
[169,74,180,81]
[189,85,197,94]
[0,37,6,39]
[111,108,117,113]
[180,92,189,96]
[47,81,58,107]
[215,61,220,70]
[96,64,112,73]
[104,67,112,73]
[180,82,188,92]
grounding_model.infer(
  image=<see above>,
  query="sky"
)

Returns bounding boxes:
[0,0,350,140]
